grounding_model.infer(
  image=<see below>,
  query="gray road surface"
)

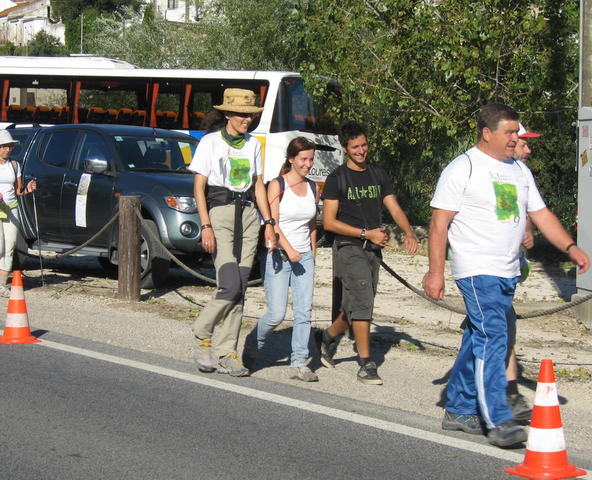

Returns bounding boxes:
[1,332,528,480]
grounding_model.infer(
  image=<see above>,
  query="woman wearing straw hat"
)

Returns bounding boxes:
[188,88,276,377]
[0,130,37,297]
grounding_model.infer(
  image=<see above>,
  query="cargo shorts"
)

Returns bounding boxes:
[334,244,380,321]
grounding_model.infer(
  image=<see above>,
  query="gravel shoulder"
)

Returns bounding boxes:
[4,248,592,458]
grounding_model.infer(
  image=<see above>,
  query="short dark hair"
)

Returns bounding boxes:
[477,103,519,140]
[338,121,367,147]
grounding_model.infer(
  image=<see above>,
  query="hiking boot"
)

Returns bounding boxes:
[288,365,319,382]
[217,352,250,377]
[508,393,532,424]
[0,285,10,298]
[314,329,338,368]
[357,361,383,385]
[442,411,483,435]
[241,334,258,371]
[194,337,216,373]
[487,420,527,448]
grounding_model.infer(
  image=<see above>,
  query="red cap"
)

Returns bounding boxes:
[518,123,541,138]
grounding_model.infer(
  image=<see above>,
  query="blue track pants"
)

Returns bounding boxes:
[446,275,519,428]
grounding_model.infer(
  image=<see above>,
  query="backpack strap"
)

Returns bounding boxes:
[275,175,286,203]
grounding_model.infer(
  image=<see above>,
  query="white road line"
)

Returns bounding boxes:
[37,339,581,470]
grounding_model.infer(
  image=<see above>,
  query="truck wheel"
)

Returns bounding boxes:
[140,219,170,289]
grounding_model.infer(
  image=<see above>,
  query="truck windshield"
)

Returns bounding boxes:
[113,135,197,172]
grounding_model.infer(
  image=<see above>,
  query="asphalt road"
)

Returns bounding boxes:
[0,332,534,480]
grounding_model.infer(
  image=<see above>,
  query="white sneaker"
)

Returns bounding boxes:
[0,285,10,298]
[288,364,319,382]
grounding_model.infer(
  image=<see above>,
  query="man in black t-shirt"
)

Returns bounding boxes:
[317,121,418,384]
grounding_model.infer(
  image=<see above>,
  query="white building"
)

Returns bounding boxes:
[153,0,200,23]
[0,0,64,46]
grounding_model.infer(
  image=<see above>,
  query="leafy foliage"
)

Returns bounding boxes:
[27,31,68,56]
[12,0,581,226]
[296,0,579,225]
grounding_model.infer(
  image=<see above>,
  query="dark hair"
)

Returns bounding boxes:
[338,121,367,147]
[476,103,519,140]
[279,137,316,175]
[201,109,227,133]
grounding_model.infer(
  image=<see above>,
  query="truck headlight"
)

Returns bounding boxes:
[164,196,196,213]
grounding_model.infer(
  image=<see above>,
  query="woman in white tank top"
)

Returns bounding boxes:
[242,137,319,382]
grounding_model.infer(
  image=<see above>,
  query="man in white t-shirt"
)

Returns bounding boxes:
[423,103,589,448]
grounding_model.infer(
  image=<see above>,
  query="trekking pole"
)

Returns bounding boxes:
[31,190,45,286]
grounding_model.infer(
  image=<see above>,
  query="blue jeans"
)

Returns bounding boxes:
[446,275,519,428]
[256,249,314,367]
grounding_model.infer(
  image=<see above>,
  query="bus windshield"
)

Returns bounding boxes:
[270,77,339,135]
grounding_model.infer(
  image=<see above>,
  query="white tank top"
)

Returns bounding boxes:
[278,180,316,253]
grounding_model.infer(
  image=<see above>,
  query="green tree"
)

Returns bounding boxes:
[52,0,143,21]
[296,0,579,224]
[27,31,67,56]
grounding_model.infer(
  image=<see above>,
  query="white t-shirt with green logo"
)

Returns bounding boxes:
[430,146,546,280]
[188,131,262,192]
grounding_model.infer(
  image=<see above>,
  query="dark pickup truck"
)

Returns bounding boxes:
[10,123,205,288]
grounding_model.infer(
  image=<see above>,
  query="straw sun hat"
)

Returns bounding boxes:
[214,88,264,114]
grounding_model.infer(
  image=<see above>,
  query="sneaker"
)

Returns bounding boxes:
[314,329,338,368]
[195,337,216,373]
[0,285,10,298]
[442,411,483,435]
[217,352,250,377]
[288,365,319,382]
[508,393,532,424]
[487,420,527,448]
[357,361,383,385]
[241,334,258,371]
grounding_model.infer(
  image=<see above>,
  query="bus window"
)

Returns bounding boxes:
[78,77,146,122]
[6,76,68,123]
[270,77,339,135]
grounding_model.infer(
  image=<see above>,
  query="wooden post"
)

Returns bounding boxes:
[118,196,141,301]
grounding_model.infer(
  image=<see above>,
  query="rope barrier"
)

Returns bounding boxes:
[133,209,263,287]
[379,259,592,319]
[19,206,592,317]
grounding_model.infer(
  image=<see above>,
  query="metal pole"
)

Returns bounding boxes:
[581,0,592,107]
[31,191,45,286]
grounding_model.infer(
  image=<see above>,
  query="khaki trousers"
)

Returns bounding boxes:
[193,204,260,357]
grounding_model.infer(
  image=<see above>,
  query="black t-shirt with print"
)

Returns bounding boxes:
[321,163,394,245]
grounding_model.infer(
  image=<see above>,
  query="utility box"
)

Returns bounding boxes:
[575,3,592,328]
[575,109,592,328]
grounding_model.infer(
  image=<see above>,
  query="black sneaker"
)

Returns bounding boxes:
[314,329,338,368]
[487,420,527,447]
[241,333,258,371]
[508,393,532,424]
[441,411,483,435]
[357,361,383,385]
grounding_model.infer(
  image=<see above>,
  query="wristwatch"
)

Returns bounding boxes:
[263,218,276,226]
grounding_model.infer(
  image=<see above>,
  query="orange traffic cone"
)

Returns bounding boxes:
[0,271,40,344]
[505,359,586,480]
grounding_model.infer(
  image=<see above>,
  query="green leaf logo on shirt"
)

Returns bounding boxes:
[229,156,251,188]
[493,181,519,223]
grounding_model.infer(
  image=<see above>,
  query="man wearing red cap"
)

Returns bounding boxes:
[505,123,541,424]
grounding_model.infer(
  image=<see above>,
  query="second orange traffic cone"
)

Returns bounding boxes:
[505,359,585,480]
[0,270,40,344]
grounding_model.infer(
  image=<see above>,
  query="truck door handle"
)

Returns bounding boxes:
[63,181,78,187]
